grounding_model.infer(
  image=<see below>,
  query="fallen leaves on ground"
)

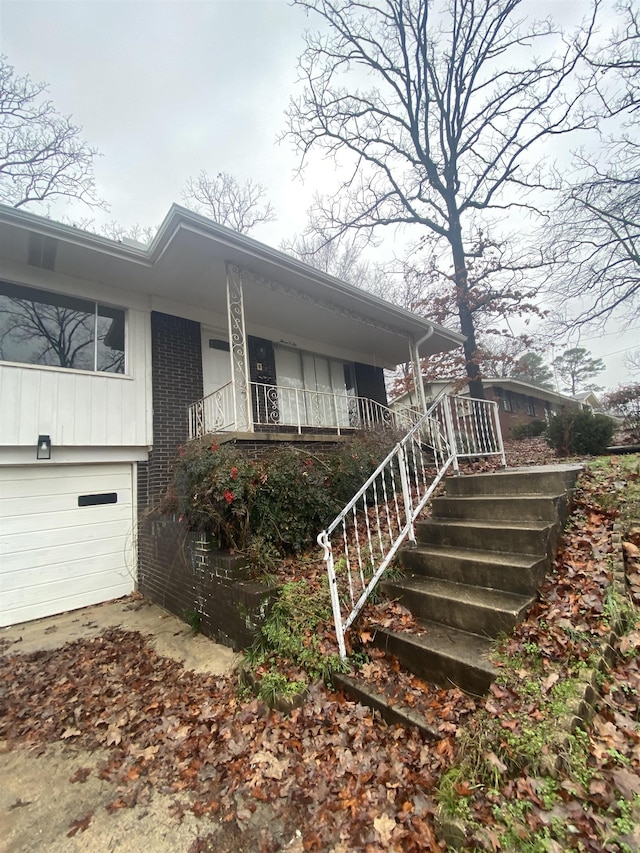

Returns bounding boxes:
[0,626,447,851]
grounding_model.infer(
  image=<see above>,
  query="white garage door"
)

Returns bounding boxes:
[0,464,135,627]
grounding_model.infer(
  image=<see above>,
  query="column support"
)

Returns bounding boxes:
[409,337,428,414]
[226,264,253,432]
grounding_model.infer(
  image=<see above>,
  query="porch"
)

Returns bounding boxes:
[188,381,420,440]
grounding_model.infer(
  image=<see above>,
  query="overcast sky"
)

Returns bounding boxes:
[1,0,637,390]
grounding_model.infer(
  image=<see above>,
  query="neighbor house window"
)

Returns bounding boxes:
[0,281,125,373]
[525,398,536,416]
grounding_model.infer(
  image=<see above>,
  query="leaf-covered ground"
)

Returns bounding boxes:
[1,448,639,851]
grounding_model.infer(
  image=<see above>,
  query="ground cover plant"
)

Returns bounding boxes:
[1,448,638,851]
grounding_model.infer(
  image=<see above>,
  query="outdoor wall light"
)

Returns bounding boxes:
[36,434,52,460]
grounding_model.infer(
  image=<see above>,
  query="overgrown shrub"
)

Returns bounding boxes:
[511,419,547,439]
[604,383,640,435]
[166,432,398,555]
[546,408,615,456]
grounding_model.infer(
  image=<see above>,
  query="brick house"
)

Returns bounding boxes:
[392,376,591,438]
[0,203,463,629]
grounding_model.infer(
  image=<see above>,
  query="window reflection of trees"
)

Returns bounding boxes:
[0,282,125,373]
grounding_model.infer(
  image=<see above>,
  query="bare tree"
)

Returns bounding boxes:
[181,170,275,234]
[100,220,157,245]
[546,3,640,330]
[0,56,103,210]
[624,348,640,374]
[281,226,378,290]
[286,0,599,398]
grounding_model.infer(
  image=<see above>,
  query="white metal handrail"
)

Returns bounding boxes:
[188,382,421,439]
[317,394,506,659]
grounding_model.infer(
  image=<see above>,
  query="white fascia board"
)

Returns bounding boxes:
[0,203,464,349]
[0,446,150,466]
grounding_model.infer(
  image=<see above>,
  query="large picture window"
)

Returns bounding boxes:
[0,281,125,373]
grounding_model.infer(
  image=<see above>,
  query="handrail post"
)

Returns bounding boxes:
[398,445,416,545]
[493,401,507,467]
[442,395,460,474]
[318,531,347,660]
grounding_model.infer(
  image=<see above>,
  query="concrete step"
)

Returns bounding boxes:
[415,518,555,556]
[381,575,534,635]
[432,494,564,524]
[444,464,582,498]
[400,544,547,596]
[333,672,439,738]
[372,623,498,695]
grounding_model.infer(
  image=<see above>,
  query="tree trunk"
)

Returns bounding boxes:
[448,217,484,400]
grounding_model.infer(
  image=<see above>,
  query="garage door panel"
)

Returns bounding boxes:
[3,559,133,606]
[1,536,132,580]
[3,582,132,628]
[0,487,132,518]
[0,463,135,627]
[1,513,132,541]
[0,469,133,495]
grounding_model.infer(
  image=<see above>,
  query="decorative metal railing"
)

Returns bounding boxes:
[317,394,506,659]
[188,382,420,439]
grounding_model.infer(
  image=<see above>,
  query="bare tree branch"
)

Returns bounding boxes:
[285,0,599,397]
[0,56,104,210]
[181,170,276,234]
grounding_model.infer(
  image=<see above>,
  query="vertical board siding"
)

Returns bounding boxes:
[0,308,150,448]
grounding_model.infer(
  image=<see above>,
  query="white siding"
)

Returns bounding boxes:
[0,307,151,448]
[0,464,135,626]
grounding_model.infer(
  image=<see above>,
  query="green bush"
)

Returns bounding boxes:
[511,420,547,439]
[546,408,615,456]
[166,432,398,556]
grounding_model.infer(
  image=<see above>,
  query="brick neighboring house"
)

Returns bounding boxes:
[0,203,463,631]
[392,377,598,438]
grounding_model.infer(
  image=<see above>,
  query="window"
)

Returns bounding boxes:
[0,281,125,373]
[525,398,536,416]
[274,346,353,428]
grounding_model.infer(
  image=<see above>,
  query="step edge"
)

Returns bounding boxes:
[333,672,439,738]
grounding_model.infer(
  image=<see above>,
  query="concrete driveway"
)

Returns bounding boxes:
[1,596,240,853]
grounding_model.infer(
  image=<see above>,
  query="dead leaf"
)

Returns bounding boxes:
[373,813,396,846]
[105,725,122,746]
[611,767,640,799]
[70,767,91,784]
[61,727,81,739]
[67,812,92,837]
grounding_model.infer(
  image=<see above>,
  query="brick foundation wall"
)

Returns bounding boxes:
[138,312,203,614]
[139,516,274,650]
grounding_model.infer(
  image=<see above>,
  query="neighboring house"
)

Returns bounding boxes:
[572,390,603,412]
[392,376,586,437]
[0,203,463,628]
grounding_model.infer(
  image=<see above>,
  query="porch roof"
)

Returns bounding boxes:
[0,203,464,369]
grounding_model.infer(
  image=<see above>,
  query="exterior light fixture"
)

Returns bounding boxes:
[36,434,52,460]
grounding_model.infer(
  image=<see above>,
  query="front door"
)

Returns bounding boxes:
[201,330,231,397]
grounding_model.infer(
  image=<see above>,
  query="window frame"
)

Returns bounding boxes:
[0,279,128,376]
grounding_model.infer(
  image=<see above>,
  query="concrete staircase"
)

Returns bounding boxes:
[334,464,582,723]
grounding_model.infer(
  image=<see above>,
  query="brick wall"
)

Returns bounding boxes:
[138,312,203,614]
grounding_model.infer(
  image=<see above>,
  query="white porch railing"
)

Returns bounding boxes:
[188,381,420,439]
[317,394,506,660]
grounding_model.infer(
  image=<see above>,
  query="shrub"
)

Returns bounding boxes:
[511,419,547,439]
[604,384,640,434]
[168,432,398,556]
[546,408,615,456]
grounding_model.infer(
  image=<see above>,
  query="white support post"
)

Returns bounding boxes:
[409,338,428,414]
[226,264,253,432]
